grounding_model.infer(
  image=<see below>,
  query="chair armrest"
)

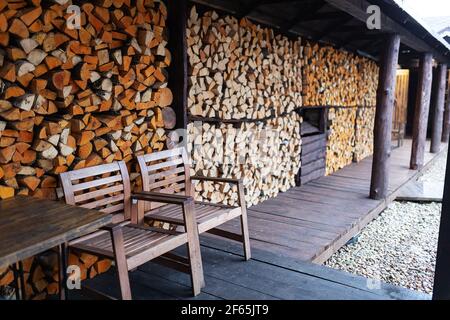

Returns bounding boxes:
[130,192,196,227]
[191,176,242,185]
[131,191,193,205]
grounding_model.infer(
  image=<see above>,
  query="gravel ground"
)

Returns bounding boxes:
[324,149,447,294]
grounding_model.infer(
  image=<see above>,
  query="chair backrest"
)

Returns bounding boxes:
[59,161,131,223]
[137,147,191,210]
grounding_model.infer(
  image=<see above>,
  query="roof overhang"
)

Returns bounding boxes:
[189,0,450,65]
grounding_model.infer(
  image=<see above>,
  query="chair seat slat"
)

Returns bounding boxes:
[67,162,121,180]
[82,194,125,209]
[102,203,125,214]
[145,157,183,173]
[141,147,185,162]
[74,184,124,203]
[154,183,185,194]
[73,175,123,192]
[147,166,185,181]
[150,175,186,190]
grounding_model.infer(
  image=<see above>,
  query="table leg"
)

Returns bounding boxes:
[18,261,26,300]
[12,262,26,300]
[12,263,21,300]
[58,243,68,300]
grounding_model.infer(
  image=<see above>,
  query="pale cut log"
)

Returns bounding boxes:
[28,49,47,66]
[16,61,35,76]
[13,94,36,111]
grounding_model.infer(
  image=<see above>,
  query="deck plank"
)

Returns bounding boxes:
[218,140,443,264]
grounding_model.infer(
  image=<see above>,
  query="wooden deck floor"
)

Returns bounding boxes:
[81,236,429,300]
[78,139,441,300]
[214,139,444,264]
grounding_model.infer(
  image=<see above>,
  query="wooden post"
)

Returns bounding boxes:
[167,0,188,129]
[442,79,450,143]
[410,53,433,170]
[433,149,450,299]
[370,34,400,200]
[430,64,447,153]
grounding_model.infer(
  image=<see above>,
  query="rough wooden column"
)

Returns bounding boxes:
[167,0,188,130]
[433,149,450,299]
[370,34,400,200]
[442,80,450,143]
[410,53,433,170]
[430,64,447,153]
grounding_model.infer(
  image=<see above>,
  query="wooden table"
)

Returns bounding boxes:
[0,196,112,299]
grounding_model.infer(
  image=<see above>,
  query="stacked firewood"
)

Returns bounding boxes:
[0,250,112,300]
[186,6,302,206]
[326,107,356,175]
[302,41,378,107]
[0,0,172,299]
[188,113,302,206]
[354,107,375,162]
[0,0,171,200]
[186,6,302,120]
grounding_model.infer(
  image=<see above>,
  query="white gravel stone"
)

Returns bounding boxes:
[324,149,447,294]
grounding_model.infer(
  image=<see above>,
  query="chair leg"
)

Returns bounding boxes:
[110,228,132,300]
[237,181,251,260]
[58,243,68,300]
[183,202,204,296]
[186,243,205,288]
[240,211,251,261]
[186,240,204,295]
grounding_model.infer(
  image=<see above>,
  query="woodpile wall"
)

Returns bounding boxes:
[326,106,376,175]
[302,41,379,107]
[301,41,379,175]
[0,0,172,299]
[354,107,375,162]
[187,7,303,120]
[188,114,302,206]
[326,107,357,175]
[186,6,302,206]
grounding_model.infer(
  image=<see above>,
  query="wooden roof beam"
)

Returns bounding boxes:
[298,10,349,21]
[237,0,261,19]
[324,0,450,63]
[337,31,381,49]
[281,0,326,32]
[316,16,354,40]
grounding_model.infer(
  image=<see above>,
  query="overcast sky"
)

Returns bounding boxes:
[394,0,450,18]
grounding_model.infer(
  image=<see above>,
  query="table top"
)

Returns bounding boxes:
[0,196,111,269]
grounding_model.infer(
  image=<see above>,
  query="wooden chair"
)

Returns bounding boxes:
[59,161,204,299]
[136,147,251,261]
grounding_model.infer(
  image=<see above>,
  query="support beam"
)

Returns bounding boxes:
[433,149,450,299]
[167,0,188,129]
[442,81,450,143]
[281,0,325,32]
[430,64,448,153]
[370,34,400,200]
[410,53,433,170]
